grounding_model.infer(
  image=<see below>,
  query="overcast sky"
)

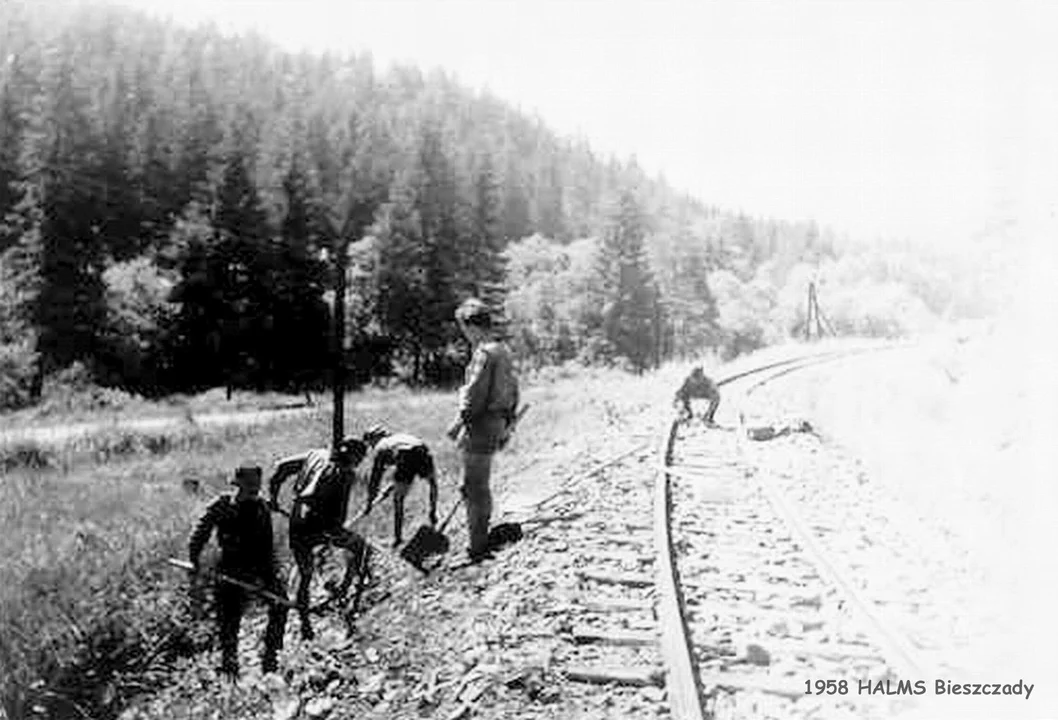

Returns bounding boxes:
[113,0,1058,248]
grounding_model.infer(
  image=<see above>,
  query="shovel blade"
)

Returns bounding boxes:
[400,525,450,568]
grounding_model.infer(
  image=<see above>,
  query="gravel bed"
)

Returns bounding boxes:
[669,421,910,720]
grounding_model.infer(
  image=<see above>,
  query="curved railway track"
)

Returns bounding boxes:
[499,344,939,719]
[657,345,976,720]
[337,343,955,720]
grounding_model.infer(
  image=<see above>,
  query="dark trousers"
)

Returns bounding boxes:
[215,569,287,667]
[681,393,720,422]
[462,451,494,556]
[289,525,372,637]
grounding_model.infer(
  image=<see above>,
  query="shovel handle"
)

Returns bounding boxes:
[437,494,465,533]
[167,558,298,608]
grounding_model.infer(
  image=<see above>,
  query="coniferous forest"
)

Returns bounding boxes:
[0,1,992,409]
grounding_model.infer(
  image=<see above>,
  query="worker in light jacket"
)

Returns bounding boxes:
[447,298,520,563]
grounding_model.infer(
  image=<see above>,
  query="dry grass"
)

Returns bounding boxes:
[3,383,315,432]
[0,361,706,720]
[11,336,1029,719]
[0,413,329,719]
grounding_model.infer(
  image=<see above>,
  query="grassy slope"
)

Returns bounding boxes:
[9,331,1050,718]
[0,361,702,719]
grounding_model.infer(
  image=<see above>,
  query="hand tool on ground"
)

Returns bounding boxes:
[400,492,464,571]
[167,557,298,608]
[416,405,533,569]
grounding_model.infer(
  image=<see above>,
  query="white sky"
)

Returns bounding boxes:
[112,0,1058,247]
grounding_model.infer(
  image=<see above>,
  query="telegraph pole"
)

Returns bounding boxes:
[330,239,348,452]
[805,282,833,341]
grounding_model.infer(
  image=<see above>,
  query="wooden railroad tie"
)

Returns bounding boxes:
[564,665,664,688]
[572,626,657,647]
[578,597,653,613]
[581,548,655,565]
[578,570,654,588]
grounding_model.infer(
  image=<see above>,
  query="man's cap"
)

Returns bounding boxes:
[232,466,263,486]
[455,297,490,322]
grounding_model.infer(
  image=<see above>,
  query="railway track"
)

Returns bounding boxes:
[337,344,949,719]
[658,347,981,720]
[499,345,932,718]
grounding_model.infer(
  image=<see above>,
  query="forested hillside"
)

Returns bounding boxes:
[0,1,987,409]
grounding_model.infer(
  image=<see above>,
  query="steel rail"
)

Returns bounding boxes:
[655,344,902,719]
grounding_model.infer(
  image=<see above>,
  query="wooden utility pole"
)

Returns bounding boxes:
[805,283,815,341]
[805,282,833,341]
[330,239,349,452]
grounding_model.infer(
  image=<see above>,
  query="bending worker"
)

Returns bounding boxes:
[675,365,721,424]
[361,424,439,548]
[267,437,370,641]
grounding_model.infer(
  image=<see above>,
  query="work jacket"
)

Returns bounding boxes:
[458,339,519,454]
[189,494,278,578]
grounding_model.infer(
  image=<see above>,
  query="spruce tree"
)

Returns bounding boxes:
[8,40,108,389]
[594,189,662,372]
[274,157,328,391]
[464,151,507,311]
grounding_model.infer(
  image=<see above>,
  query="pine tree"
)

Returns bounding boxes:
[274,157,328,391]
[662,209,720,357]
[166,200,220,390]
[594,189,662,372]
[8,41,109,390]
[374,166,428,380]
[464,151,507,311]
[414,119,462,382]
[0,62,24,252]
[210,120,275,391]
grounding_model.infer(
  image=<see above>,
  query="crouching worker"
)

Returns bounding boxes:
[267,437,371,641]
[361,425,439,548]
[675,366,720,424]
[188,466,288,678]
[448,297,520,563]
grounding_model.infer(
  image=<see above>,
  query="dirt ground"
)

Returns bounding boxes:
[114,331,1058,720]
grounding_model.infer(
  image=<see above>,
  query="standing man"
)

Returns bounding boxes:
[674,365,721,425]
[361,424,439,548]
[188,466,288,678]
[267,437,370,641]
[446,298,520,563]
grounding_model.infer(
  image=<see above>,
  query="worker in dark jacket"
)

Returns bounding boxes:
[675,366,721,424]
[362,425,439,548]
[447,297,520,562]
[188,466,287,678]
[267,437,370,641]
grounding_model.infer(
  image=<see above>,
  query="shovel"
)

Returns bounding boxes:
[404,405,533,570]
[167,557,298,608]
[400,495,463,571]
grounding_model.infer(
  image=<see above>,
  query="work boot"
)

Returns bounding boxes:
[466,546,495,564]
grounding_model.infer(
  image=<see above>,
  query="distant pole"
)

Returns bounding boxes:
[805,283,814,341]
[331,241,348,452]
[814,284,825,338]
